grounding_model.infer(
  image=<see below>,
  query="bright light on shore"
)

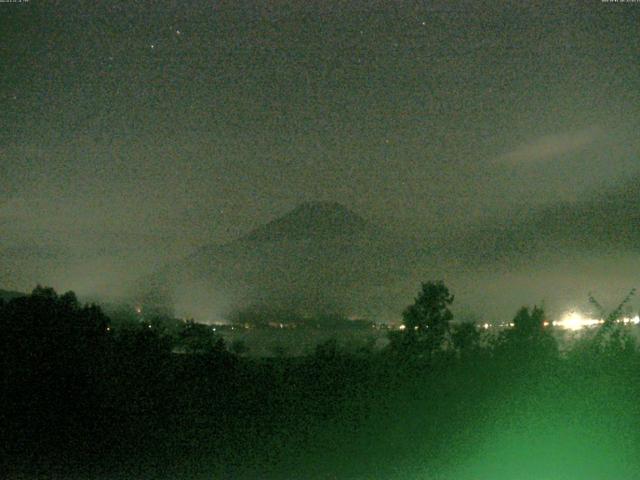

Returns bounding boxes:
[621,315,640,325]
[555,311,602,331]
[554,311,640,331]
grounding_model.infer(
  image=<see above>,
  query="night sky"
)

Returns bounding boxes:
[1,1,639,320]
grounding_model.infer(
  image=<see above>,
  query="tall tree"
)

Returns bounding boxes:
[498,305,557,364]
[400,281,454,355]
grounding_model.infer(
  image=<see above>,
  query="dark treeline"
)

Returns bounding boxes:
[2,283,640,479]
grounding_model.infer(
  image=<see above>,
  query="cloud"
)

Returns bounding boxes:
[495,127,602,166]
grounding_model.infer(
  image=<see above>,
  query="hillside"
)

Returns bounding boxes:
[0,289,26,302]
[458,174,640,267]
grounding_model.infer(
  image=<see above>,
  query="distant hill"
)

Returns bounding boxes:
[141,202,420,321]
[460,174,640,266]
[0,289,26,302]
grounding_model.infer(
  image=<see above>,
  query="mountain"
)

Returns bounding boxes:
[141,181,640,323]
[142,202,418,321]
[242,201,372,242]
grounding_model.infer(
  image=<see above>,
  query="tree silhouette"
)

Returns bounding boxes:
[396,281,454,356]
[0,285,113,455]
[498,305,557,363]
[451,322,481,358]
[513,305,545,336]
[1,285,110,367]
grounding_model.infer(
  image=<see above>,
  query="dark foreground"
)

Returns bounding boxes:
[2,288,640,479]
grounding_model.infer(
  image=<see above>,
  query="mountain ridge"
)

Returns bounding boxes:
[240,201,373,243]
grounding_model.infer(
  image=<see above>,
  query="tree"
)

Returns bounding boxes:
[497,305,557,363]
[513,305,545,336]
[451,322,481,358]
[0,286,112,449]
[399,281,454,355]
[1,285,110,363]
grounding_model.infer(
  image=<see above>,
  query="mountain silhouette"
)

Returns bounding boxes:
[242,201,371,242]
[142,202,413,320]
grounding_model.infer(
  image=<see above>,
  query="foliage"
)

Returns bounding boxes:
[391,280,454,357]
[402,281,454,333]
[512,305,545,335]
[451,321,481,357]
[3,282,640,479]
[1,285,110,368]
[495,305,558,365]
